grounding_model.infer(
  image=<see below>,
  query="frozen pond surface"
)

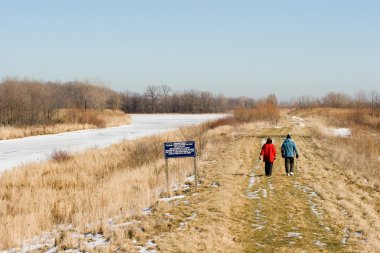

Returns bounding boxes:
[0,114,224,171]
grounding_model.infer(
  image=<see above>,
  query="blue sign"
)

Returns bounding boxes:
[164,141,196,158]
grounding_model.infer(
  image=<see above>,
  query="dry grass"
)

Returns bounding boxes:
[292,107,380,130]
[0,109,131,140]
[96,109,131,127]
[2,115,378,251]
[0,122,209,248]
[233,106,280,124]
[300,109,380,185]
[295,134,380,252]
[61,109,106,128]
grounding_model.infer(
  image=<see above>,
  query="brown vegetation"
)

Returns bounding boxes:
[292,108,380,184]
[0,79,121,126]
[122,85,256,113]
[0,108,379,252]
[50,150,73,163]
[0,109,131,140]
[293,107,380,130]
[0,122,209,248]
[233,94,280,124]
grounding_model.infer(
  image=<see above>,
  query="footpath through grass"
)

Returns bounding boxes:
[144,121,357,252]
[238,154,344,252]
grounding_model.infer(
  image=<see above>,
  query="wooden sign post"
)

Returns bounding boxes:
[164,141,197,195]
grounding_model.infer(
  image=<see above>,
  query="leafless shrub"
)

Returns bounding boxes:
[207,116,236,129]
[233,94,280,124]
[50,150,72,163]
[128,137,163,168]
[180,124,209,156]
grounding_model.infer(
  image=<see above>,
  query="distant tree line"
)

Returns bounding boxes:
[0,79,121,125]
[0,80,256,126]
[122,85,255,113]
[283,91,380,115]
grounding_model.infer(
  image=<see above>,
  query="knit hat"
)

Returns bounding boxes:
[287,134,291,139]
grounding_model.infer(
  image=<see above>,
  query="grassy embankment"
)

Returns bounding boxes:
[0,113,221,248]
[289,108,380,251]
[0,109,131,140]
[291,108,380,186]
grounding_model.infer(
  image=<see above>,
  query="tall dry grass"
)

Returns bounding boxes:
[233,103,280,124]
[60,109,106,128]
[326,132,380,184]
[305,109,380,186]
[0,122,210,248]
[0,109,131,140]
[293,107,380,130]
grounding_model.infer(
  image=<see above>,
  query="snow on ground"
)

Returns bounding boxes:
[325,127,351,137]
[159,195,186,202]
[0,114,225,172]
[291,116,306,127]
[136,240,157,253]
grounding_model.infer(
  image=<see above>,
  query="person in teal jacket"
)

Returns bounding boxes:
[281,134,299,176]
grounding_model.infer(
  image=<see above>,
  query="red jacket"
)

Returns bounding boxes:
[260,143,276,163]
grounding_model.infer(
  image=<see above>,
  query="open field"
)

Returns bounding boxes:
[1,111,379,252]
[0,109,131,140]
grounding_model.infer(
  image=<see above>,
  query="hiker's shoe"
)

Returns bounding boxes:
[290,172,294,176]
[286,173,289,176]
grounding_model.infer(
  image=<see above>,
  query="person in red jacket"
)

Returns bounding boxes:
[259,138,276,176]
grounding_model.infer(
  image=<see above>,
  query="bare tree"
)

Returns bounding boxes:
[322,92,351,108]
[144,85,161,113]
[160,85,172,113]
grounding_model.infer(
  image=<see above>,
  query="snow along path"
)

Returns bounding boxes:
[0,114,224,171]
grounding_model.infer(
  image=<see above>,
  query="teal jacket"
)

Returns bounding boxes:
[281,138,298,158]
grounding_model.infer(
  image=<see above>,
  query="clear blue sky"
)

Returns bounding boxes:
[1,0,379,100]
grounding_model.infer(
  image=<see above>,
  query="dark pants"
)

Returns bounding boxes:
[265,162,273,176]
[285,157,294,173]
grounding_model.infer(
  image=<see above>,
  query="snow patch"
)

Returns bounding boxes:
[142,207,152,215]
[292,116,304,122]
[341,228,349,245]
[262,189,268,198]
[178,212,197,230]
[287,232,303,238]
[297,122,305,127]
[354,231,363,238]
[248,173,255,189]
[137,240,157,253]
[291,116,305,127]
[315,240,327,247]
[159,195,185,202]
[325,127,351,137]
[294,182,324,218]
[211,181,220,188]
[84,233,108,248]
[246,169,260,199]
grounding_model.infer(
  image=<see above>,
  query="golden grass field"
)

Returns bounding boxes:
[0,109,379,252]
